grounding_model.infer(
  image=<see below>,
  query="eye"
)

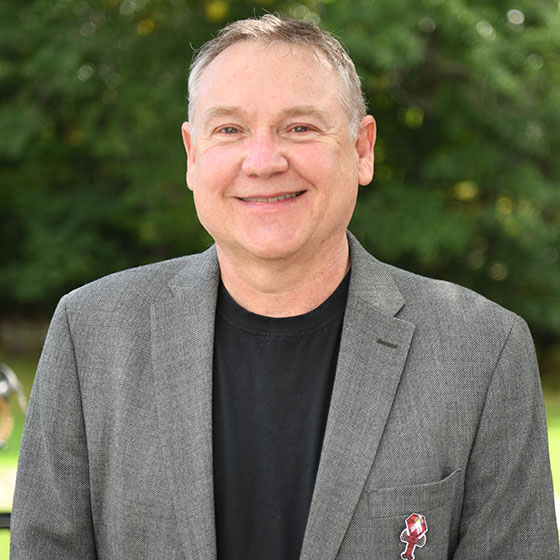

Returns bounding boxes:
[218,126,240,134]
[290,125,312,133]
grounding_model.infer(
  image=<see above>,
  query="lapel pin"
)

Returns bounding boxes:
[400,513,428,560]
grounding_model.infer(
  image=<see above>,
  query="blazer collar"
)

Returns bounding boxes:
[345,232,406,317]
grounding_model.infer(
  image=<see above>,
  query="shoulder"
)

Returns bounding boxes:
[60,247,217,318]
[385,263,528,360]
[364,261,538,413]
[391,264,514,322]
[348,232,518,336]
[348,232,525,356]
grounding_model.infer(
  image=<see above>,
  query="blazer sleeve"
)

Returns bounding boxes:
[10,296,98,559]
[453,315,559,559]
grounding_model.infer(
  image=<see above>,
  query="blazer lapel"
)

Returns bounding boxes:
[151,247,220,560]
[300,235,416,560]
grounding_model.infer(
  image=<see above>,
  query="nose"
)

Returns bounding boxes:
[241,129,288,177]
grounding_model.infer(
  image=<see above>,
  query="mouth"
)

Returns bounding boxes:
[239,191,306,203]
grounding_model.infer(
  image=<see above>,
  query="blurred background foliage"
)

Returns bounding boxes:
[1,0,559,379]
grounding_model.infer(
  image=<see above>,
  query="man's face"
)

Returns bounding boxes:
[182,40,375,265]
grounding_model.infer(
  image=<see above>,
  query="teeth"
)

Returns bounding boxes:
[242,191,303,202]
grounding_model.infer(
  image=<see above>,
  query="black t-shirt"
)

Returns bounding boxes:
[212,273,350,560]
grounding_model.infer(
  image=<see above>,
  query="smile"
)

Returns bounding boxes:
[239,191,305,203]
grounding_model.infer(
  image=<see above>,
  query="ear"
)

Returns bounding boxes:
[355,116,376,186]
[181,121,196,191]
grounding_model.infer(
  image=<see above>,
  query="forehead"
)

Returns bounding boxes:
[193,40,343,122]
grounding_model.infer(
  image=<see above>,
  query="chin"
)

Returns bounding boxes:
[239,235,307,262]
[245,245,301,262]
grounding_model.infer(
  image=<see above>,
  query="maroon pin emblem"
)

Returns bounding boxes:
[400,513,428,560]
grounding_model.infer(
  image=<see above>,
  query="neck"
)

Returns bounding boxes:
[216,237,350,317]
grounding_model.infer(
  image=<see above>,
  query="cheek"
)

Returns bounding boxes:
[297,140,357,173]
[191,148,241,194]
[191,152,240,229]
[312,147,360,217]
[290,145,334,183]
[295,145,358,198]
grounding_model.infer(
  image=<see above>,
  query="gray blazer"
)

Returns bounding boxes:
[11,233,559,559]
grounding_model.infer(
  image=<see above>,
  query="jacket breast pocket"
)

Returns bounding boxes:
[338,469,461,560]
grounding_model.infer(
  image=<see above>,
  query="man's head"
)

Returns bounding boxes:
[187,14,367,138]
[182,15,376,269]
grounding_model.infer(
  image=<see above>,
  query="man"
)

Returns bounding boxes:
[11,14,558,560]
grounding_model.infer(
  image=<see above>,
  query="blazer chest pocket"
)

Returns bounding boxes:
[338,469,461,560]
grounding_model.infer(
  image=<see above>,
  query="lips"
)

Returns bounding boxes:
[239,191,306,203]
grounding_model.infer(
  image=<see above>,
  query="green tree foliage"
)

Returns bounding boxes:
[1,0,559,356]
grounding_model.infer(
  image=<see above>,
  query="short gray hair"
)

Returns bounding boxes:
[187,14,367,136]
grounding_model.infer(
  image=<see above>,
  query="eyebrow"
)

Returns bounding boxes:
[199,106,246,133]
[202,106,246,122]
[279,105,330,123]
